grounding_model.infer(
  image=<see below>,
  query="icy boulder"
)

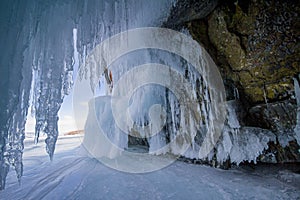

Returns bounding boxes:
[216,100,276,165]
[83,96,128,159]
[217,127,276,165]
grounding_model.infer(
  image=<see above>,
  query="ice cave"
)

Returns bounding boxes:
[0,0,299,199]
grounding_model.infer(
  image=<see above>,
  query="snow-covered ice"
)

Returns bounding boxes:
[1,135,299,200]
[1,0,300,195]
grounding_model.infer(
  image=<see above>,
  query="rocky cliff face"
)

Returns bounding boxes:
[166,0,300,165]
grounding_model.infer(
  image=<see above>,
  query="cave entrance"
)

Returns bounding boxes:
[127,135,150,153]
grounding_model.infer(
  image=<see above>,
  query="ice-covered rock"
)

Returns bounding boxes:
[294,74,300,144]
[216,101,276,165]
[83,96,127,159]
[218,127,276,165]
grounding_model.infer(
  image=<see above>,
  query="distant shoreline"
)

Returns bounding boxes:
[64,130,84,136]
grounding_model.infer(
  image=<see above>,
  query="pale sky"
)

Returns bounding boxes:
[25,72,107,135]
[25,28,102,135]
[25,90,80,134]
[25,27,110,135]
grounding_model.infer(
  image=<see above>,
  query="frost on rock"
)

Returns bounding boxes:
[294,74,300,145]
[2,0,298,191]
[211,75,300,165]
[215,101,276,165]
[82,25,279,167]
[217,126,276,165]
[83,32,226,162]
[272,74,300,148]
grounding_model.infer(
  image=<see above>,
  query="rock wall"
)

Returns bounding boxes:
[166,0,300,164]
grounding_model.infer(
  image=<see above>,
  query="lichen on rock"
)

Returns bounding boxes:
[165,0,300,166]
[208,9,247,72]
[188,0,300,104]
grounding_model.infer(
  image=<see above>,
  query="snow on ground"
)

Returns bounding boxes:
[0,135,299,200]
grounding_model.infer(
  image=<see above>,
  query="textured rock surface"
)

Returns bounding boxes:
[163,0,219,27]
[165,0,300,165]
[248,100,297,131]
[188,0,300,104]
[186,0,300,127]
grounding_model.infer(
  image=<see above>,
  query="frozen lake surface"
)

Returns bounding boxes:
[1,135,299,200]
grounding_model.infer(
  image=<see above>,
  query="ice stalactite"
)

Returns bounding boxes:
[294,74,300,144]
[82,28,226,162]
[216,101,276,166]
[31,1,75,160]
[4,0,297,191]
[1,0,77,188]
[0,0,175,189]
[0,1,35,189]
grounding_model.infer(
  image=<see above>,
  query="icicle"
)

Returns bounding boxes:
[294,74,300,144]
[263,85,269,109]
[0,1,34,189]
[1,0,179,189]
[226,101,241,129]
[234,87,239,100]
